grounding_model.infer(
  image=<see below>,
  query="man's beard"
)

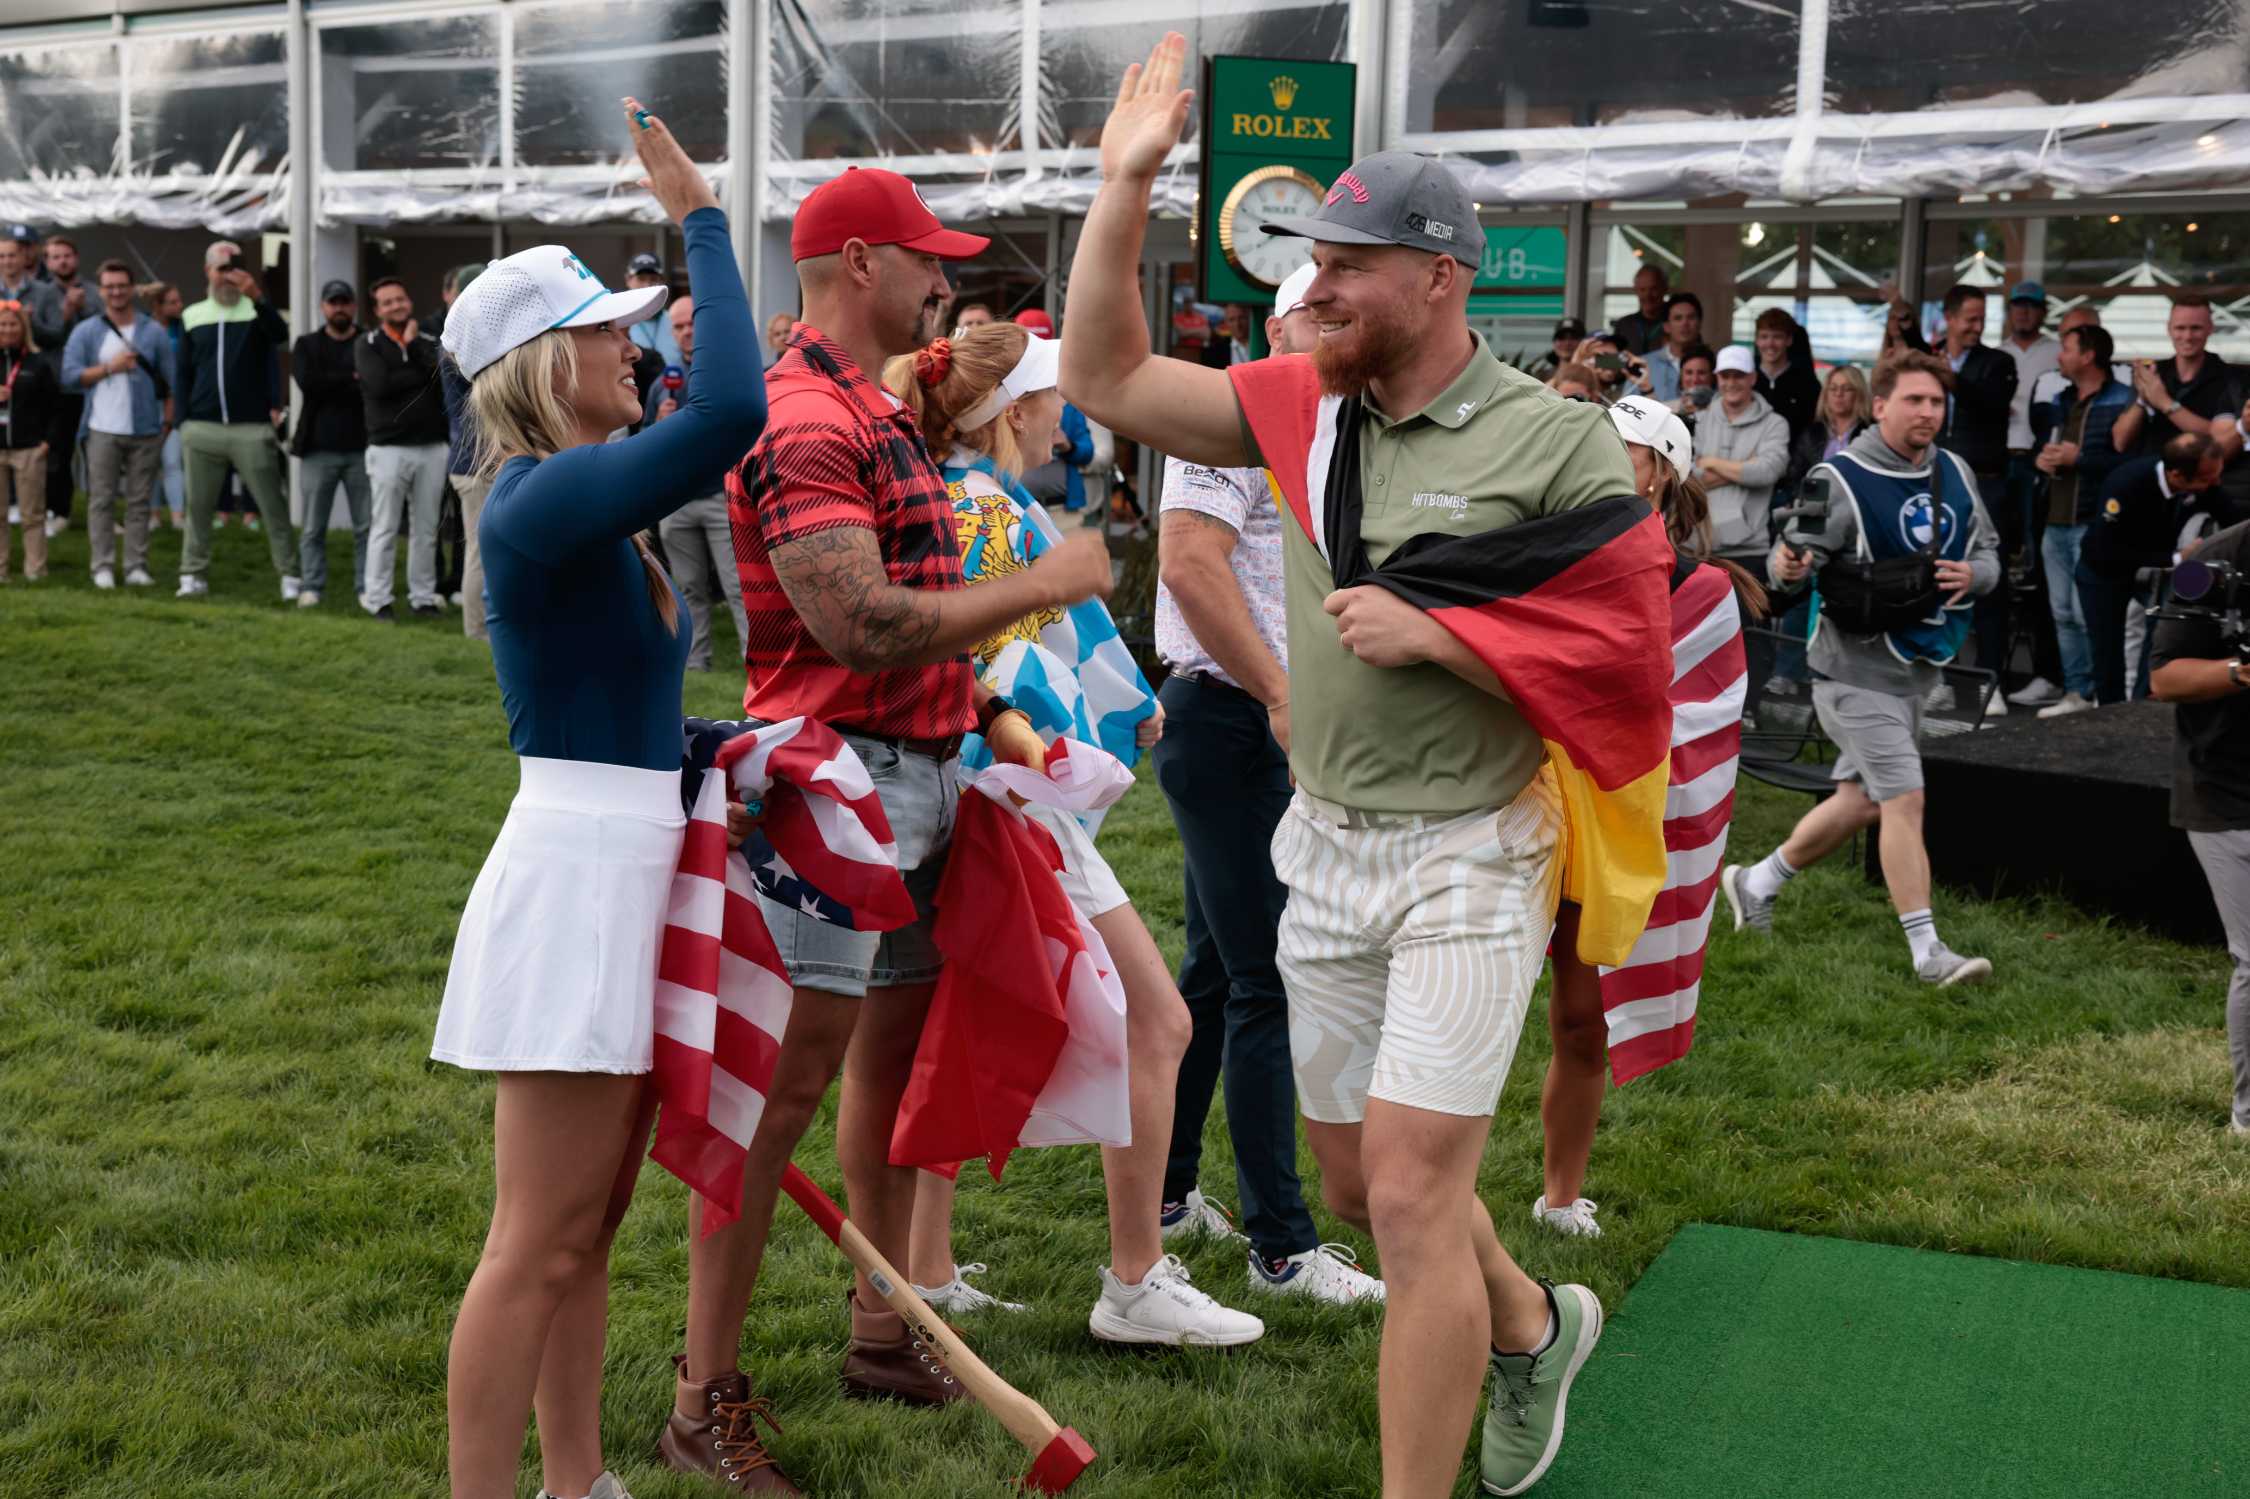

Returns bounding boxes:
[327,314,353,333]
[907,295,945,350]
[1312,296,1414,398]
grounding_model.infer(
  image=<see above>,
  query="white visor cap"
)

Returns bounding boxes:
[1606,394,1695,483]
[1272,262,1318,320]
[441,244,669,379]
[957,328,1063,430]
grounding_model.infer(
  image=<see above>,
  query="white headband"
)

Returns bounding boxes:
[956,332,1062,430]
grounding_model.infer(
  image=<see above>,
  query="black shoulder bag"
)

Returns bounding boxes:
[1813,460,1947,636]
[101,315,170,405]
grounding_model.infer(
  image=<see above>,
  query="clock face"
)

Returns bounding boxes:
[1220,168,1324,290]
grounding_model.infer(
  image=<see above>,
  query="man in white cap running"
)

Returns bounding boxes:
[1151,260,1384,1306]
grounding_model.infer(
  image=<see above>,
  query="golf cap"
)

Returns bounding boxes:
[792,167,990,263]
[1554,316,1586,340]
[6,223,34,243]
[1013,307,1055,337]
[320,279,356,302]
[440,244,667,380]
[2009,280,2048,305]
[1607,395,1694,482]
[1261,150,1484,269]
[956,328,1061,430]
[627,252,665,278]
[1715,344,1756,376]
[1272,262,1318,319]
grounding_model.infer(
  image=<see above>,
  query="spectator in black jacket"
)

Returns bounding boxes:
[291,280,371,610]
[0,301,56,580]
[177,240,296,600]
[1896,281,2020,701]
[1610,262,1670,355]
[2078,434,2228,705]
[2113,296,2248,519]
[354,276,449,620]
[28,234,92,534]
[1752,307,1821,445]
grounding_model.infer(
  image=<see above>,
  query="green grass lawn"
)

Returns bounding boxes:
[5,519,2249,1498]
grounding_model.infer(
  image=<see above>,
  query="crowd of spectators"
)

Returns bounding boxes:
[0,225,1119,676]
[1524,264,2250,724]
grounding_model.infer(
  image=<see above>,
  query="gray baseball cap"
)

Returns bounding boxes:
[1260,151,1485,269]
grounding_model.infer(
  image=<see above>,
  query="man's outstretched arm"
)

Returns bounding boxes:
[1059,31,1249,469]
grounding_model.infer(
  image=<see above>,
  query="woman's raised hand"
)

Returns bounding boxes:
[625,96,720,224]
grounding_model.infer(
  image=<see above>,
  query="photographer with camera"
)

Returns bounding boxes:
[2148,529,2250,1139]
[2076,433,2227,706]
[1722,351,2001,985]
[176,240,296,601]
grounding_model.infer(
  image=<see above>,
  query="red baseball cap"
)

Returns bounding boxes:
[791,167,990,263]
[1012,308,1055,337]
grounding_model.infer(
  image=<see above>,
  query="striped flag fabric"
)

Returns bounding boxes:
[651,717,917,1234]
[1599,563,1746,1083]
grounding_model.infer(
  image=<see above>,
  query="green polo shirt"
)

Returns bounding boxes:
[1241,333,1637,814]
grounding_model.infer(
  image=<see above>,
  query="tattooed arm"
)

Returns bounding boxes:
[768,524,1114,673]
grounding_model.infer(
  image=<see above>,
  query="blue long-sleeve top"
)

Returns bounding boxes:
[479,206,768,771]
[1058,401,1093,510]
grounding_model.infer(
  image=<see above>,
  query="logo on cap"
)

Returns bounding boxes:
[562,255,594,282]
[1270,75,1299,110]
[1406,213,1456,243]
[1328,172,1371,207]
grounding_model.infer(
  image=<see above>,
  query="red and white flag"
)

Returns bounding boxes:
[651,718,915,1234]
[1598,564,1746,1084]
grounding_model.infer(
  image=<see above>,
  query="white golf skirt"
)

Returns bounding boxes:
[431,756,687,1073]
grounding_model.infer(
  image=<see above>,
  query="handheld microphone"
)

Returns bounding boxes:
[661,364,685,394]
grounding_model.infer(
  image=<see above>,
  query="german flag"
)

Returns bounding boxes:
[1346,498,1678,966]
[1231,363,1675,967]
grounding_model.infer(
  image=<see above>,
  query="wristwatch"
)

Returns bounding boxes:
[974,693,1016,734]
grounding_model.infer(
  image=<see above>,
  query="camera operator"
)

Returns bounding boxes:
[1722,350,2001,986]
[2148,525,2250,1138]
[2076,433,2227,705]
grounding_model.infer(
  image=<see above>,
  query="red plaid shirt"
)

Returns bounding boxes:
[729,325,973,740]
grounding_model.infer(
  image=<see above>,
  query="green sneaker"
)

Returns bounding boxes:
[1480,1281,1603,1496]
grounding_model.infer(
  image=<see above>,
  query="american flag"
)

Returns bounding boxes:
[1599,563,1746,1084]
[651,718,916,1233]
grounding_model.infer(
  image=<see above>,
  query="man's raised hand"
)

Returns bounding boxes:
[1100,32,1195,182]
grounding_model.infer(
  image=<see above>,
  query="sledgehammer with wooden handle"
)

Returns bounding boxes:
[780,1164,1098,1492]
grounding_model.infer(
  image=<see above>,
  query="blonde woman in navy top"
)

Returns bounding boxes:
[431,99,766,1499]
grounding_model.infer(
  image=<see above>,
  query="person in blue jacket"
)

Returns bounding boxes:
[429,98,768,1499]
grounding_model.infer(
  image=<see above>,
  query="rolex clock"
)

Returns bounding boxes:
[1216,164,1324,290]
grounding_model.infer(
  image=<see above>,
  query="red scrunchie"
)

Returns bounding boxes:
[914,338,953,388]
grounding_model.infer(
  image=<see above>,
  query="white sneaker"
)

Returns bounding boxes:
[1983,693,2009,719]
[297,589,322,609]
[2037,691,2096,719]
[92,568,115,590]
[280,574,303,602]
[2007,676,2063,707]
[44,514,65,538]
[2229,1119,2249,1138]
[175,574,208,598]
[912,1262,1027,1315]
[449,589,465,607]
[4,504,15,524]
[1248,1243,1385,1304]
[124,567,153,587]
[540,1472,635,1499]
[1158,1187,1240,1243]
[1529,1196,1603,1238]
[1088,1254,1265,1347]
[1921,681,1954,711]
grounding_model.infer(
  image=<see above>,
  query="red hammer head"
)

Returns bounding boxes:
[1020,1427,1096,1493]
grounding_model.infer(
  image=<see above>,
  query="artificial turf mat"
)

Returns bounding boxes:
[1541,1225,2250,1498]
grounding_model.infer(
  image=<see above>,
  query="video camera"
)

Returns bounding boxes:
[2151,556,2250,660]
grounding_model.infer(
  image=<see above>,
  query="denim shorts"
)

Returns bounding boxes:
[755,732,959,996]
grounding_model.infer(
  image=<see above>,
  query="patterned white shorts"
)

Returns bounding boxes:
[1271,769,1563,1123]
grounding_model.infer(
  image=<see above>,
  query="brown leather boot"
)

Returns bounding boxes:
[839,1290,971,1406]
[657,1355,801,1493]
